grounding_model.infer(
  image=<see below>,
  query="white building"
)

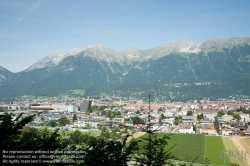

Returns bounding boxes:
[113,118,124,123]
[221,126,233,136]
[162,118,175,127]
[178,122,193,134]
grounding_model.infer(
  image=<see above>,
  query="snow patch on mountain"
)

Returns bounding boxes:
[25,48,84,71]
[25,37,250,72]
[0,75,6,82]
[179,42,201,53]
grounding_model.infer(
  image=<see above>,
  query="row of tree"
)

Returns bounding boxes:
[217,110,241,121]
[235,106,250,114]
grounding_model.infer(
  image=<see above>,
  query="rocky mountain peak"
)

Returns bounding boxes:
[24,37,250,72]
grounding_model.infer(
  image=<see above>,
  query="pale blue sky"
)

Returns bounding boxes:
[0,0,250,72]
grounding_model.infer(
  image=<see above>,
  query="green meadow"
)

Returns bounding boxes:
[59,130,101,136]
[244,137,250,146]
[205,136,227,165]
[129,133,235,165]
[164,133,205,164]
[132,133,205,164]
[32,126,101,136]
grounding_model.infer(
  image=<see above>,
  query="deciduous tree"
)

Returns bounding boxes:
[233,114,241,121]
[132,116,145,124]
[58,116,70,126]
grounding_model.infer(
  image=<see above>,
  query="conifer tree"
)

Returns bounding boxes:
[132,94,173,166]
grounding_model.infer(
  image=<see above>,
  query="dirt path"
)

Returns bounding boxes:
[230,137,250,166]
[126,132,146,142]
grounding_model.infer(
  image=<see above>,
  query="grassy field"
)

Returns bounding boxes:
[32,126,101,136]
[59,130,101,136]
[70,89,85,96]
[166,134,205,164]
[205,136,227,165]
[244,137,250,146]
[221,137,237,165]
[33,126,54,130]
[222,137,237,151]
[132,133,205,164]
[128,133,250,165]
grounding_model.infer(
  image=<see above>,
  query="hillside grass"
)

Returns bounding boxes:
[205,136,227,165]
[70,89,85,96]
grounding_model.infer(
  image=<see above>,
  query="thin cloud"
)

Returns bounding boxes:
[0,0,46,38]
[15,0,46,26]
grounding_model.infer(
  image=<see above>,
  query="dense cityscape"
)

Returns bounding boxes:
[1,94,250,135]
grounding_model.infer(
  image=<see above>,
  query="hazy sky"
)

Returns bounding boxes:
[0,0,250,72]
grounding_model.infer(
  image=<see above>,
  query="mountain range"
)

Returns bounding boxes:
[1,37,250,101]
